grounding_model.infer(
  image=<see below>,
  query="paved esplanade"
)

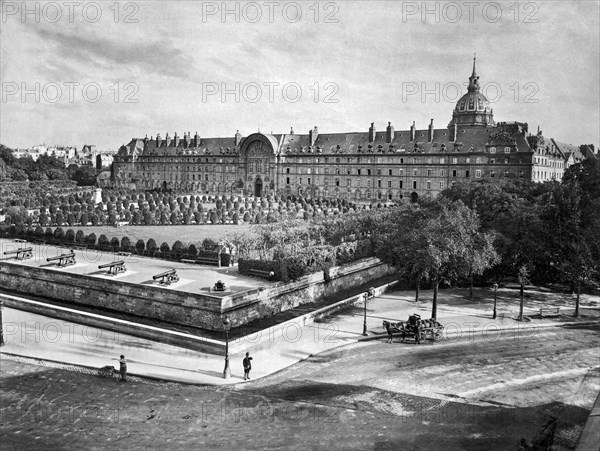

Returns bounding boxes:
[3,287,597,385]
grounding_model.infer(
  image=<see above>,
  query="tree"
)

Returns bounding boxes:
[372,200,498,319]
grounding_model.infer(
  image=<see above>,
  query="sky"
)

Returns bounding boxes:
[1,0,598,150]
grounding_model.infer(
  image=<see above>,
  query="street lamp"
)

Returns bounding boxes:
[362,287,375,336]
[0,300,4,346]
[222,315,231,379]
[492,283,498,319]
[362,292,368,336]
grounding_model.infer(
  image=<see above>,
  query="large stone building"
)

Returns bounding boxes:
[112,59,591,200]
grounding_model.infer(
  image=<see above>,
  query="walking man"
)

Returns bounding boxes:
[119,355,127,382]
[243,352,253,380]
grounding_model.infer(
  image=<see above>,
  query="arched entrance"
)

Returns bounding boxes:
[410,192,419,203]
[254,178,263,197]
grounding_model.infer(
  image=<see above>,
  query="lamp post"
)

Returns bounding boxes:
[222,315,231,379]
[0,300,4,346]
[362,292,368,336]
[492,283,498,320]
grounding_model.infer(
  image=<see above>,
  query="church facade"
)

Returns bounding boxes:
[111,60,588,200]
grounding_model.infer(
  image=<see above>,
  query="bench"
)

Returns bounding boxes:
[196,257,220,266]
[538,307,560,318]
[249,269,274,279]
[116,252,131,257]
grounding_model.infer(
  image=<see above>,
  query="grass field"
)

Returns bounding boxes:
[71,224,255,245]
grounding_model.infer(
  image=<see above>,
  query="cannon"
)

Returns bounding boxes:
[98,260,126,276]
[4,247,33,260]
[153,269,179,285]
[382,313,444,344]
[46,251,76,267]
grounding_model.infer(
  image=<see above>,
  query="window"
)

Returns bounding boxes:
[412,158,417,164]
[307,168,311,174]
[412,180,417,189]
[357,169,361,175]
[426,181,432,190]
[367,179,372,187]
[466,157,470,164]
[413,169,418,176]
[325,168,329,174]
[440,169,445,177]
[336,158,340,163]
[519,170,525,178]
[427,169,432,177]
[367,169,371,176]
[490,159,495,164]
[475,157,482,164]
[452,169,457,177]
[286,177,290,185]
[399,181,403,189]
[439,181,444,190]
[299,178,302,185]
[490,170,495,178]
[504,147,511,153]
[387,180,392,188]
[377,180,382,188]
[377,169,382,175]
[347,179,351,187]
[475,170,481,178]
[399,169,404,175]
[465,170,470,178]
[388,169,393,176]
[504,158,509,164]
[347,170,351,175]
[452,158,458,164]
[308,178,311,185]
[440,158,445,164]
[400,158,404,164]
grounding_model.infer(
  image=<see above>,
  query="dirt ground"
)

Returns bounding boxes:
[1,319,598,451]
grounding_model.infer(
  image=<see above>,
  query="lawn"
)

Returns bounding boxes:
[71,224,255,246]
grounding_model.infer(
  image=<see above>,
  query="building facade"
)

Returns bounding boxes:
[112,60,591,200]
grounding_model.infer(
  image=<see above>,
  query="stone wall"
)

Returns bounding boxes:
[0,257,394,331]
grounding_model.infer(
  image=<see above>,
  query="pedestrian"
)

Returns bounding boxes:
[119,355,127,382]
[243,352,253,380]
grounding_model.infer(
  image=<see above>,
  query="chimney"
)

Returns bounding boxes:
[386,122,394,143]
[369,122,376,142]
[194,132,200,147]
[174,132,180,147]
[410,121,416,141]
[165,133,171,147]
[450,123,457,142]
[290,127,294,135]
[184,132,190,147]
[428,119,434,142]
[309,126,319,146]
[235,130,242,146]
[143,134,148,144]
[156,133,162,147]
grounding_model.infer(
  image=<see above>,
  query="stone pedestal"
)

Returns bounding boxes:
[93,188,102,204]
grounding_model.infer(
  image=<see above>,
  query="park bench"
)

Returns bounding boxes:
[195,257,220,266]
[248,269,274,279]
[538,307,560,318]
[98,260,126,276]
[180,259,196,264]
[116,252,131,257]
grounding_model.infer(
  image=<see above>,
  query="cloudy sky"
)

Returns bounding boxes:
[1,0,598,150]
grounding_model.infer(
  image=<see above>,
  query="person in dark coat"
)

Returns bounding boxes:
[243,352,253,380]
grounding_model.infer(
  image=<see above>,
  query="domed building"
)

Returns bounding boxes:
[449,57,495,127]
[111,60,592,200]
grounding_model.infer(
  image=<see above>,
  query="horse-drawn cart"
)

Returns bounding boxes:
[383,314,444,344]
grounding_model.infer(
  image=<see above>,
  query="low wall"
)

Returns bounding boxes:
[0,257,394,331]
[0,262,224,330]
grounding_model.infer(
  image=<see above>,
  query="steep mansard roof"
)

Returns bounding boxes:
[120,125,533,159]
